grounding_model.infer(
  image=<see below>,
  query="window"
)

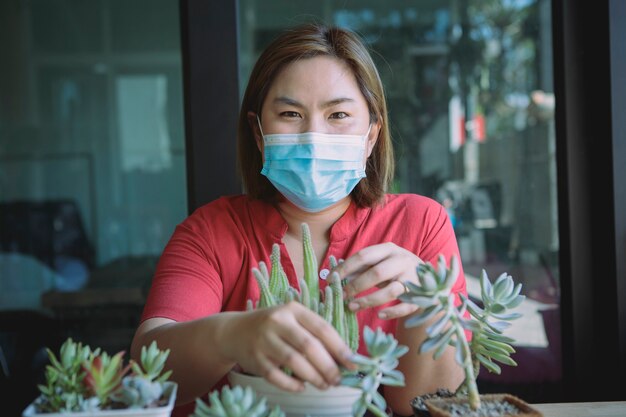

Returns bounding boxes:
[0,1,185,412]
[234,0,561,401]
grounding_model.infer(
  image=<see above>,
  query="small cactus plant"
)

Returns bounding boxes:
[243,222,407,417]
[400,254,525,411]
[31,338,175,413]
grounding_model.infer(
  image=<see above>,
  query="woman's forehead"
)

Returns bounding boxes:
[265,56,365,105]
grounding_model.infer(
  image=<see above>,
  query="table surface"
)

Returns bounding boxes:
[534,401,626,417]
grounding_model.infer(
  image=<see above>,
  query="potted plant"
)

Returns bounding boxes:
[227,223,408,417]
[190,385,285,417]
[400,255,544,417]
[22,338,177,417]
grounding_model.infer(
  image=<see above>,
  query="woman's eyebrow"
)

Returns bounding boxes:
[272,96,355,108]
[321,97,355,109]
[273,96,304,108]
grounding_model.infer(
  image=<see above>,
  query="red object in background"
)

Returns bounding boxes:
[459,116,466,145]
[474,113,486,142]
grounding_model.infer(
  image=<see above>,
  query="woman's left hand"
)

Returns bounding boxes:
[332,242,423,320]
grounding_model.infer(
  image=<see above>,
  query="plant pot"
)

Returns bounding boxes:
[228,370,361,417]
[410,389,455,417]
[22,381,178,417]
[425,393,543,417]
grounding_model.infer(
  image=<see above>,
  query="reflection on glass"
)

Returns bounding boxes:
[239,0,560,400]
[0,0,185,352]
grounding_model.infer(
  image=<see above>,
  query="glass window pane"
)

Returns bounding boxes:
[238,0,561,400]
[0,0,185,376]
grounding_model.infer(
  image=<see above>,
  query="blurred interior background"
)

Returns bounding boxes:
[1,0,624,415]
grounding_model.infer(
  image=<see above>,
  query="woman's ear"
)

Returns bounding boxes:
[366,119,382,157]
[247,111,263,152]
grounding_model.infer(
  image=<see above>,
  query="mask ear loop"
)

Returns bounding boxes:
[256,115,265,138]
[362,124,374,170]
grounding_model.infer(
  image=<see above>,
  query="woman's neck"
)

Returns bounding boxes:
[276,196,351,244]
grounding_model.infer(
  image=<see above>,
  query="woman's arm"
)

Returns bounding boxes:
[131,302,356,406]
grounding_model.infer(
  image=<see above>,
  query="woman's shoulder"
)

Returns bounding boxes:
[382,193,445,216]
[192,194,249,214]
[180,194,259,230]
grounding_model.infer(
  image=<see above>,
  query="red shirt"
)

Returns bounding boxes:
[141,193,467,416]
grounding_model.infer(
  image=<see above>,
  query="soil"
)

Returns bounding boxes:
[423,394,542,417]
[433,398,521,417]
[410,388,455,417]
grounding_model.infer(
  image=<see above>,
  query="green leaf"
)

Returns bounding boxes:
[420,326,454,354]
[493,274,514,300]
[480,270,493,301]
[426,308,451,337]
[476,352,502,374]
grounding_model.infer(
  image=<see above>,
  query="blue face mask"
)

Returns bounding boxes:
[258,118,371,212]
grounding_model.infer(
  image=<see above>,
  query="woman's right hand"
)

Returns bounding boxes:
[220,301,356,392]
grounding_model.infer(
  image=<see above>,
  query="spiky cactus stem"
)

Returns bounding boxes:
[301,223,320,310]
[329,272,347,341]
[269,244,289,301]
[252,263,276,308]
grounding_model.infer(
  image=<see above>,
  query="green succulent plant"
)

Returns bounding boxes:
[342,326,408,417]
[245,222,407,417]
[190,385,285,417]
[34,338,100,412]
[112,341,174,408]
[130,340,173,383]
[399,254,525,410]
[32,337,174,413]
[83,350,131,407]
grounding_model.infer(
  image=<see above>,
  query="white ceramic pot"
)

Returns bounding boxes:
[228,370,361,417]
[21,381,177,417]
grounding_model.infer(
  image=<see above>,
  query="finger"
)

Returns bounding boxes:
[333,243,397,280]
[377,301,420,320]
[261,358,306,392]
[268,332,331,390]
[343,257,406,298]
[290,303,356,374]
[348,279,406,311]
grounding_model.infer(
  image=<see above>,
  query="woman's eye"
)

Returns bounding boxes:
[280,111,301,118]
[329,112,349,119]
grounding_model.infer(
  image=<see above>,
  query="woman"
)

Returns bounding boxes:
[131,23,466,417]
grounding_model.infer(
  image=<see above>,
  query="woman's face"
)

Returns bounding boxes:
[252,56,379,156]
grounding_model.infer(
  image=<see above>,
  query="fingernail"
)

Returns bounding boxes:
[348,301,359,311]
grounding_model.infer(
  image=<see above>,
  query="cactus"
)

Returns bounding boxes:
[301,223,320,312]
[191,385,285,417]
[400,254,525,410]
[247,222,407,417]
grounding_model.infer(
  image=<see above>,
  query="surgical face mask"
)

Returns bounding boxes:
[258,117,371,212]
